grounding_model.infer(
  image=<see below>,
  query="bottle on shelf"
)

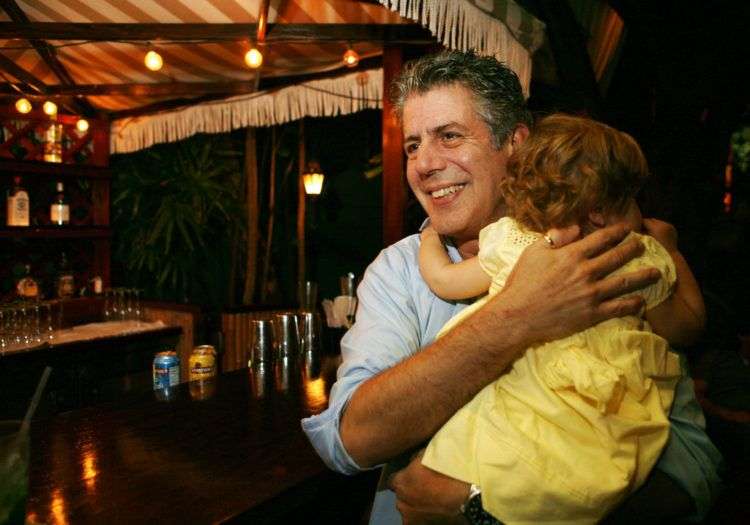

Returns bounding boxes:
[56,252,75,298]
[16,264,40,300]
[50,181,70,226]
[6,176,30,227]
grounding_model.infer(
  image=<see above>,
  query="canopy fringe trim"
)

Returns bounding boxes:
[111,69,382,154]
[377,0,544,96]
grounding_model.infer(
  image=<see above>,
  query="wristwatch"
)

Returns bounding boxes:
[460,484,502,525]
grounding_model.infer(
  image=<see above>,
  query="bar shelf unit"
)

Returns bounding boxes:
[1,107,111,291]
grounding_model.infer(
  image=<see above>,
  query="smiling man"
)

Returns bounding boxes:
[302,51,720,524]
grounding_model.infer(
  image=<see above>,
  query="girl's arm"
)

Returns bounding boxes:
[642,219,706,347]
[418,226,491,300]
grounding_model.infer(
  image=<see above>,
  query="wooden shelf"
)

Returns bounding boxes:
[0,226,111,239]
[0,158,110,179]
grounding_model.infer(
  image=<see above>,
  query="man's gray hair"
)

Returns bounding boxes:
[390,50,532,148]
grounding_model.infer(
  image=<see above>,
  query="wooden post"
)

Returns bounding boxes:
[297,119,306,296]
[260,127,277,302]
[243,128,259,304]
[382,45,405,246]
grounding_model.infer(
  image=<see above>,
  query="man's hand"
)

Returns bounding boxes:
[496,223,661,345]
[389,451,470,525]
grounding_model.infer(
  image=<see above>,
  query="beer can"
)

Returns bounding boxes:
[153,351,180,390]
[189,345,217,382]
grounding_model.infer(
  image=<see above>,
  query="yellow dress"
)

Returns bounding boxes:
[422,217,683,524]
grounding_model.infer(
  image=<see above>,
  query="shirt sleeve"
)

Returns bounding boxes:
[301,240,423,475]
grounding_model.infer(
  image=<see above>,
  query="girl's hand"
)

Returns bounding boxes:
[642,218,678,253]
[420,225,439,241]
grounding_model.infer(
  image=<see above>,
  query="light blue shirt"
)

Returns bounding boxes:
[301,234,722,524]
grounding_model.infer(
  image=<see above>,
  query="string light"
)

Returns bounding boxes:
[244,47,263,69]
[343,48,359,68]
[144,49,163,71]
[15,98,32,114]
[43,101,58,116]
[76,118,90,132]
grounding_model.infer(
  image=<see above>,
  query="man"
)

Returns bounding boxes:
[302,51,721,524]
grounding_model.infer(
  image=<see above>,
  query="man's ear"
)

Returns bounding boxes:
[508,125,530,153]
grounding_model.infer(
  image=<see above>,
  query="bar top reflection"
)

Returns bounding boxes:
[26,354,341,524]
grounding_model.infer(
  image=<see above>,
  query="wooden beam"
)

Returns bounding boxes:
[0,0,97,117]
[0,23,436,44]
[0,52,47,93]
[38,55,383,97]
[256,0,270,43]
[381,45,405,246]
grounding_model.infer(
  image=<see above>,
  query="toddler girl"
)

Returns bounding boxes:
[418,114,706,524]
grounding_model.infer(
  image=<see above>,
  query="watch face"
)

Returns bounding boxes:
[462,493,501,525]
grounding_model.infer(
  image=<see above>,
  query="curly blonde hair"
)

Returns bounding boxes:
[500,114,649,233]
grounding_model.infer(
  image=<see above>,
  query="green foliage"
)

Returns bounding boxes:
[731,126,750,173]
[112,134,244,308]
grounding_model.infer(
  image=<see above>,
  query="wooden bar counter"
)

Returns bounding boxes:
[23,351,377,524]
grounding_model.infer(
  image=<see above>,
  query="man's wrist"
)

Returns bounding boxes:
[459,484,482,514]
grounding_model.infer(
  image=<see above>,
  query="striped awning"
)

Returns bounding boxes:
[0,1,546,152]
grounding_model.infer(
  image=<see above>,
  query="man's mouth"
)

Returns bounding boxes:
[430,184,465,198]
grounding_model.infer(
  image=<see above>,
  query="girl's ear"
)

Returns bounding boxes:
[508,125,530,153]
[588,210,606,228]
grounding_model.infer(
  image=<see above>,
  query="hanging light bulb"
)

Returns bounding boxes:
[76,118,90,132]
[43,101,58,116]
[343,48,359,68]
[144,50,163,71]
[15,98,32,114]
[244,47,263,69]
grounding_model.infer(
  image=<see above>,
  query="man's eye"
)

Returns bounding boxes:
[405,143,418,154]
[443,132,460,141]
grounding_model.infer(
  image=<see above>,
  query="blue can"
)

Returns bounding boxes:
[153,351,180,390]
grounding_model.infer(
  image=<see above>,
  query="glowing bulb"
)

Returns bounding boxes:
[76,118,89,132]
[15,98,32,114]
[43,101,58,116]
[144,50,163,71]
[244,48,263,69]
[343,49,359,68]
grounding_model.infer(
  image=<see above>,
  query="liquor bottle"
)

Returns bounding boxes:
[6,176,30,227]
[50,181,70,225]
[16,264,40,300]
[56,252,75,298]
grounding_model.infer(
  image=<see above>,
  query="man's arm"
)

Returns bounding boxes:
[341,223,660,468]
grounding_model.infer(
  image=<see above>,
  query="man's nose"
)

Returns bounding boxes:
[413,141,446,178]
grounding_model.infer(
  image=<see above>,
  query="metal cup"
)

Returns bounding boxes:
[248,319,274,367]
[299,311,321,354]
[273,313,300,357]
[299,280,318,311]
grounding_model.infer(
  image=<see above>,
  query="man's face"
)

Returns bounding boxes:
[403,84,513,245]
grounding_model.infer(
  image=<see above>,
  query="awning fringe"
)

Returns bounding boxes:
[378,0,543,97]
[111,69,382,154]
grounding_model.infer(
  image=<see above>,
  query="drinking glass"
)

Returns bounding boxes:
[42,302,55,341]
[133,289,142,324]
[103,289,113,321]
[0,308,8,352]
[0,420,29,525]
[248,319,274,367]
[125,289,134,320]
[32,302,41,344]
